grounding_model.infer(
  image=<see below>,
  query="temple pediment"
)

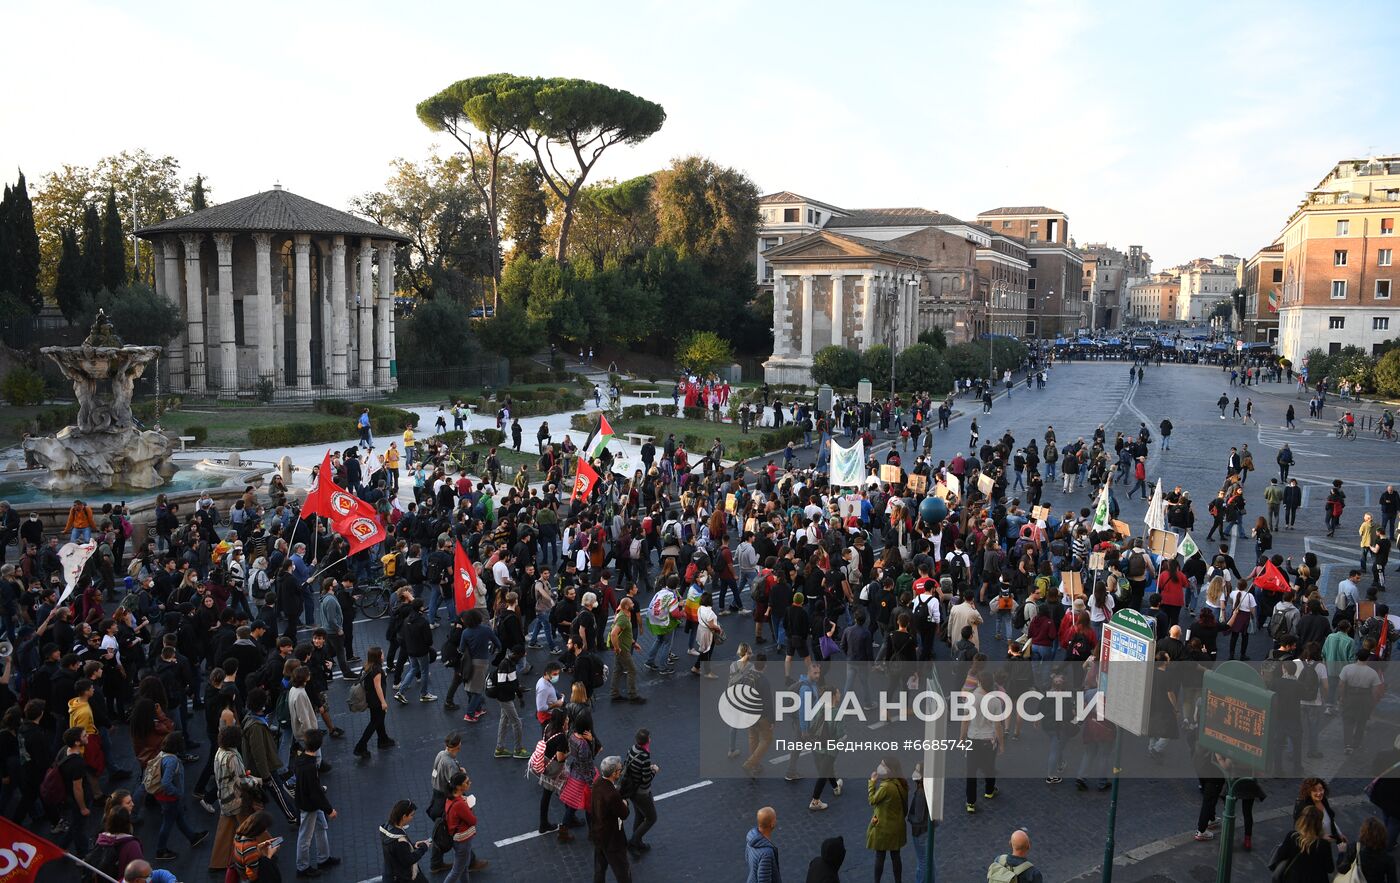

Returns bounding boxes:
[764,230,927,265]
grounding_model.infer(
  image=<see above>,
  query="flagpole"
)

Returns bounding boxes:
[62,852,122,883]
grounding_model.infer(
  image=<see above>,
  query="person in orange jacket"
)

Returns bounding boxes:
[65,499,95,544]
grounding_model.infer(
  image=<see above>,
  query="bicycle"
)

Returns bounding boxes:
[1336,421,1356,440]
[354,576,394,619]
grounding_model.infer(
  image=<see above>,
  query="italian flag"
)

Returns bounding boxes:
[585,414,615,461]
[1267,289,1279,313]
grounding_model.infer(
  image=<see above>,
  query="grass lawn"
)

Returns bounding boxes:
[463,444,537,471]
[610,415,750,449]
[159,409,344,448]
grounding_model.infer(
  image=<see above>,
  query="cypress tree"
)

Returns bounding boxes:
[0,184,13,296]
[191,174,207,211]
[10,172,42,312]
[101,187,126,291]
[80,202,103,295]
[54,227,85,321]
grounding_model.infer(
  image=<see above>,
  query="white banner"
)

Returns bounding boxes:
[829,438,865,487]
[58,541,97,604]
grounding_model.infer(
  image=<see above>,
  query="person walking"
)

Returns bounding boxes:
[1283,479,1302,529]
[961,670,1003,813]
[589,756,631,883]
[1277,444,1294,482]
[745,806,781,883]
[1264,479,1284,532]
[1267,805,1335,881]
[210,724,255,875]
[353,646,396,757]
[867,758,908,883]
[442,771,486,882]
[609,598,646,704]
[149,732,209,861]
[379,800,430,883]
[622,729,658,854]
[426,733,465,873]
[393,599,437,705]
[292,730,339,878]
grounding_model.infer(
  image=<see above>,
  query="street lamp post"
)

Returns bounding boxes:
[887,256,918,411]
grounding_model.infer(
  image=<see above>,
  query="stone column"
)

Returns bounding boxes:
[860,272,875,348]
[375,240,395,388]
[213,233,237,393]
[293,234,312,391]
[800,274,814,356]
[830,274,844,348]
[180,233,206,392]
[330,236,348,390]
[771,275,788,356]
[252,234,276,386]
[358,238,374,388]
[158,238,186,389]
[910,274,923,344]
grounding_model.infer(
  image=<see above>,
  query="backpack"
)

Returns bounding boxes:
[81,841,122,883]
[1013,600,1030,632]
[1296,660,1320,703]
[995,592,1015,612]
[1126,552,1147,580]
[346,677,368,714]
[911,595,935,632]
[752,571,772,606]
[944,554,967,587]
[143,752,170,796]
[39,757,67,809]
[987,856,1037,882]
[1065,632,1093,660]
[1269,607,1293,643]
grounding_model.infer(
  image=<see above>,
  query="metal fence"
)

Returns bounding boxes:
[149,360,512,404]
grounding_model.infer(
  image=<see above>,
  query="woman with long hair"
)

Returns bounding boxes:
[867,756,909,882]
[354,645,395,757]
[1268,804,1335,881]
[209,724,255,873]
[531,708,571,839]
[1293,778,1347,846]
[1352,816,1398,883]
[230,810,283,882]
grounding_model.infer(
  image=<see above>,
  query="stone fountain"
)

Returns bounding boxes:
[23,311,175,491]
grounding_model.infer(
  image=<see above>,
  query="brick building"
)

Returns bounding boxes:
[1239,243,1283,343]
[975,207,1085,337]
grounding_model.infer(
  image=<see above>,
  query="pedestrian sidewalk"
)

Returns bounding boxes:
[1064,794,1367,882]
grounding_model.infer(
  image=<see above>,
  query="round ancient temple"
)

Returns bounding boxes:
[136,186,410,397]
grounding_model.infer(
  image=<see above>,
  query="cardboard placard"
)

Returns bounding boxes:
[977,473,995,496]
[907,473,928,494]
[1358,600,1376,623]
[880,464,902,484]
[1088,551,1107,571]
[946,473,961,498]
[725,493,737,514]
[1061,571,1085,599]
[933,483,951,500]
[1031,505,1050,521]
[1147,528,1178,557]
[1111,519,1132,538]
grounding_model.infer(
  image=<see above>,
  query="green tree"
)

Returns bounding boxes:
[101,188,126,292]
[549,175,657,269]
[0,292,35,349]
[79,203,103,297]
[53,227,84,321]
[1375,349,1400,398]
[944,341,988,380]
[810,345,861,388]
[1301,347,1330,384]
[417,74,526,304]
[675,330,733,375]
[861,344,893,390]
[479,298,541,358]
[1208,300,1233,324]
[76,284,183,346]
[652,156,760,277]
[0,366,45,406]
[0,183,12,296]
[502,162,547,264]
[896,343,952,393]
[353,153,496,306]
[191,174,207,211]
[507,76,666,263]
[918,327,947,351]
[9,172,41,311]
[397,298,480,374]
[1332,344,1374,390]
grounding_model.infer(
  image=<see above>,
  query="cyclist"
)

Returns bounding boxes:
[1383,410,1395,440]
[1340,410,1356,439]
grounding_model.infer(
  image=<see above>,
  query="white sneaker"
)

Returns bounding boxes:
[832,779,843,797]
[809,800,828,812]
[687,648,700,656]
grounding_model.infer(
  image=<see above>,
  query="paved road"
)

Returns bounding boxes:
[64,362,1400,883]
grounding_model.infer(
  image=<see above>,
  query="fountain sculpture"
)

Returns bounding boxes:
[23,311,175,491]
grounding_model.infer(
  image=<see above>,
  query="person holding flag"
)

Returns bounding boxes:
[1252,554,1293,633]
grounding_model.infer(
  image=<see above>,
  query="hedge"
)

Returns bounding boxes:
[476,393,583,418]
[183,425,208,445]
[471,428,506,446]
[313,400,418,433]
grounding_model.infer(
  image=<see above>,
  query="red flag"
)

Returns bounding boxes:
[0,817,66,882]
[301,451,336,519]
[323,486,387,556]
[572,459,600,503]
[1254,559,1290,594]
[453,541,479,612]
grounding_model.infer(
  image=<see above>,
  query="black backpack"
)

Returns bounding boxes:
[81,841,122,883]
[1296,660,1320,703]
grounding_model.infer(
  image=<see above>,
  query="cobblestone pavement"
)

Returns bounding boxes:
[45,362,1400,882]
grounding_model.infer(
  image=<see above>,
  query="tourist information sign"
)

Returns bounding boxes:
[1199,661,1273,767]
[1102,609,1155,736]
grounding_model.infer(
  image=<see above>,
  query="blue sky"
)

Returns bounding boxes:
[1,0,1391,269]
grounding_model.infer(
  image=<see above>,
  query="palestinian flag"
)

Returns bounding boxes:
[585,414,615,460]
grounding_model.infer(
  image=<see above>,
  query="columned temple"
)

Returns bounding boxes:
[136,187,410,397]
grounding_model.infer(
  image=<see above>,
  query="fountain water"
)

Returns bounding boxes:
[22,311,175,491]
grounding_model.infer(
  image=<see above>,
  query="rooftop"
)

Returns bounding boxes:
[757,191,847,214]
[976,206,1065,217]
[136,187,410,242]
[826,207,969,228]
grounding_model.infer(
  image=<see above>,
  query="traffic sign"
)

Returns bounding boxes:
[1199,662,1272,767]
[1102,610,1155,736]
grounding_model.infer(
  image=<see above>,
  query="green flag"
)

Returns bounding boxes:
[1178,530,1199,560]
[1091,482,1110,530]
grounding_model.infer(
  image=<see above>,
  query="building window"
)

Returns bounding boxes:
[807,209,814,224]
[783,208,799,223]
[1335,250,1348,266]
[1272,268,1282,283]
[1028,258,1038,269]
[1027,297,1036,310]
[1380,249,1393,267]
[1378,280,1392,299]
[1332,280,1348,299]
[1001,221,1011,229]
[814,212,822,224]
[1027,278,1036,290]
[1383,218,1395,234]
[1337,219,1350,235]
[1329,316,1346,329]
[1375,317,1391,331]
[1329,342,1342,355]
[1025,319,1037,335]
[1029,232,1039,242]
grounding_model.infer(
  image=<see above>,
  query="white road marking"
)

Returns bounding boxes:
[491,780,714,847]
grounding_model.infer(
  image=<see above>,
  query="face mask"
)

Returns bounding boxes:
[549,675,559,684]
[876,762,890,777]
